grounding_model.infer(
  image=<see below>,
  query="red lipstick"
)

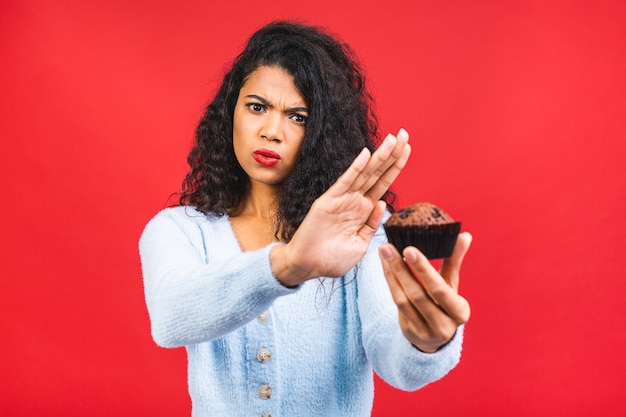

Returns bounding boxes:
[253,148,282,167]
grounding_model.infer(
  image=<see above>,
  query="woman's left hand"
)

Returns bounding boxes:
[271,128,411,286]
[379,232,472,353]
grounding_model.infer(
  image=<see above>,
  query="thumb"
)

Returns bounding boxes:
[440,232,472,291]
[358,200,387,241]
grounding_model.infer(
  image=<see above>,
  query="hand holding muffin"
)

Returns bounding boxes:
[379,203,472,353]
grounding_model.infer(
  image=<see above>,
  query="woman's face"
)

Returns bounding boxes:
[233,65,308,188]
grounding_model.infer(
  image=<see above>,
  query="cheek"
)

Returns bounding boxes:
[289,131,306,156]
[232,110,250,149]
[232,120,245,162]
[232,108,244,137]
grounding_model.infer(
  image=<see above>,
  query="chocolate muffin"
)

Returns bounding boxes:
[383,202,461,259]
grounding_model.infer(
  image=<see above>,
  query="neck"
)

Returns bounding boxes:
[231,181,279,219]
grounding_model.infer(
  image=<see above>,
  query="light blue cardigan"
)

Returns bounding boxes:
[139,206,464,416]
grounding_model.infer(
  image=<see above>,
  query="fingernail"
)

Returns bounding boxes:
[380,245,393,260]
[404,247,418,263]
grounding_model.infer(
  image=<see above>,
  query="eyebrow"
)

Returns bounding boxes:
[245,94,309,113]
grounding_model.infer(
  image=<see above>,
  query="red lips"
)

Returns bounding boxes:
[253,148,281,167]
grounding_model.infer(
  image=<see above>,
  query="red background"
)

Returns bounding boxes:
[2,0,625,416]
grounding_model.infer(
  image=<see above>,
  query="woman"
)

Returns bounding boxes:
[139,20,472,416]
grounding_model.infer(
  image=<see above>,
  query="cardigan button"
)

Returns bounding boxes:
[258,384,272,399]
[257,348,271,363]
[257,311,269,323]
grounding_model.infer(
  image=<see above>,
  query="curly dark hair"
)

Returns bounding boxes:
[179,20,396,241]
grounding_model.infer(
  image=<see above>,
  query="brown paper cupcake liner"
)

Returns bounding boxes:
[383,222,462,259]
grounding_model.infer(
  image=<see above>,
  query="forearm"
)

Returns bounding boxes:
[364,320,464,390]
[143,245,294,347]
[139,210,297,347]
[357,224,464,389]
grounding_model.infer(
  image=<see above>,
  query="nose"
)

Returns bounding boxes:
[260,112,284,142]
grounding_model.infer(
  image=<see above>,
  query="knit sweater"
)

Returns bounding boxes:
[139,206,464,417]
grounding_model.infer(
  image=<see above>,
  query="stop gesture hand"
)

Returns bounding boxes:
[271,129,411,286]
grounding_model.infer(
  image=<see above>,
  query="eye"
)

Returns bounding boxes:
[247,103,266,113]
[290,113,307,125]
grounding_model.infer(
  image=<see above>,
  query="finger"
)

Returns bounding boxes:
[379,243,431,329]
[324,129,409,199]
[380,244,446,326]
[403,246,471,325]
[380,244,457,345]
[357,200,387,241]
[325,147,372,196]
[349,133,398,192]
[355,129,409,195]
[364,142,411,202]
[397,306,432,348]
[440,232,473,290]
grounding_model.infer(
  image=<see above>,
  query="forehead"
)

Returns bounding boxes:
[240,66,306,104]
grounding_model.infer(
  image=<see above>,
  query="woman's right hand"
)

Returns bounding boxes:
[270,129,411,287]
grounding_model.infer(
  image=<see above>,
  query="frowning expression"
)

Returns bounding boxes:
[233,65,309,187]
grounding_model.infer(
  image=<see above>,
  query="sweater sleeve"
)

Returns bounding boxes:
[357,218,465,391]
[138,207,298,348]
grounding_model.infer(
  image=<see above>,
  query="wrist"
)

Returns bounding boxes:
[411,329,458,354]
[269,243,311,287]
[411,343,438,354]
